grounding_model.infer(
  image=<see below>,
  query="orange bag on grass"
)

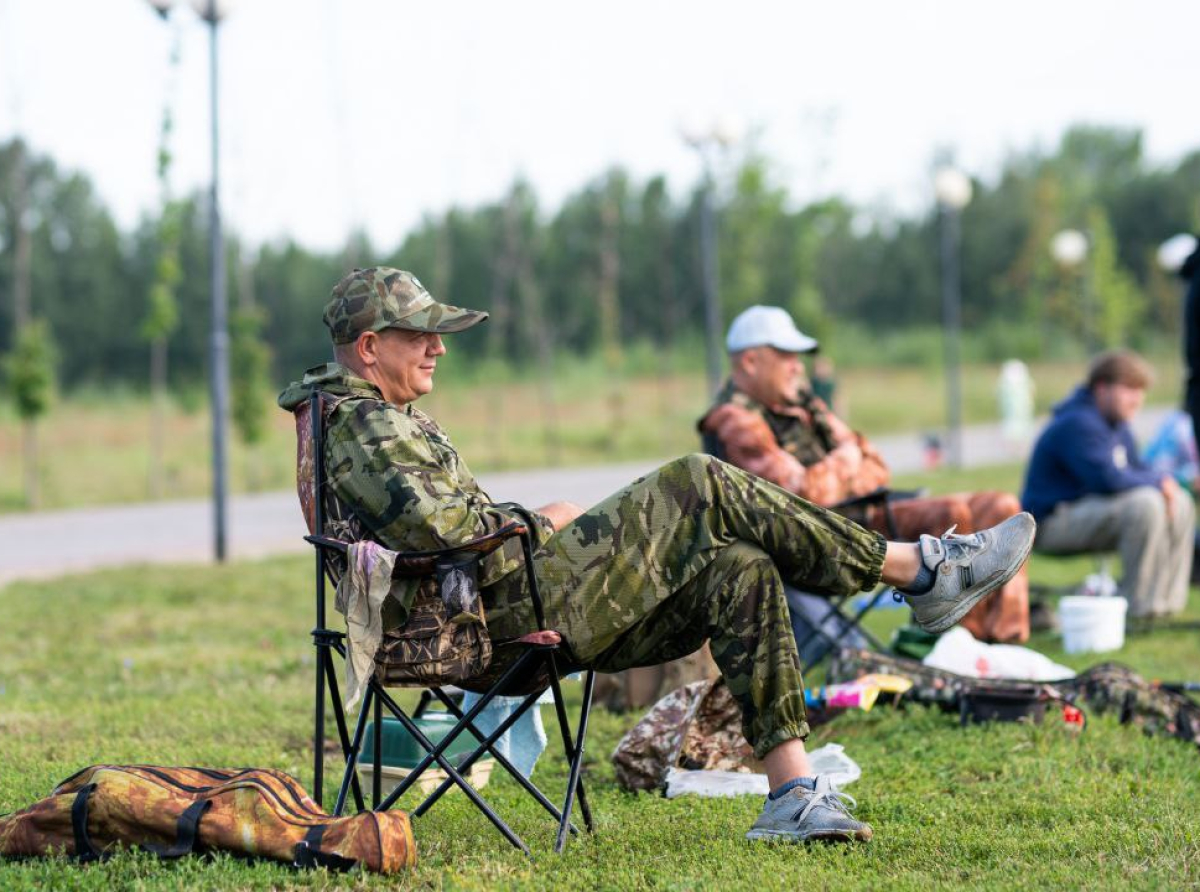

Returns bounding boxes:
[0,765,416,874]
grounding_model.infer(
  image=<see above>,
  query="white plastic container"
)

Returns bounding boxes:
[1058,595,1127,654]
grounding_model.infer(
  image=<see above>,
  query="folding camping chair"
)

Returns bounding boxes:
[793,486,924,672]
[294,393,595,856]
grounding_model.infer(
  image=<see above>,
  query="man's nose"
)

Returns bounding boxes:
[429,334,446,356]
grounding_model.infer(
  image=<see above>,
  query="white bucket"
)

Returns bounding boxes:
[1058,595,1127,654]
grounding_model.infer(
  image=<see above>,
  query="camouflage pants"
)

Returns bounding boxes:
[485,454,886,758]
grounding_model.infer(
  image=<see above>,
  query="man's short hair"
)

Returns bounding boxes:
[1086,350,1154,391]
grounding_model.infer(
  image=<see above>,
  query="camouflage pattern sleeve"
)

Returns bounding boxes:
[324,397,538,587]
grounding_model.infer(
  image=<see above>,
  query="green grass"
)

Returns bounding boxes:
[2,528,1200,889]
[0,352,1184,514]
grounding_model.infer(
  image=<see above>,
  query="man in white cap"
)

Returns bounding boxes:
[699,305,1031,643]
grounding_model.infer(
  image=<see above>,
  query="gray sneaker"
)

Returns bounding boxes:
[903,512,1036,634]
[745,776,873,843]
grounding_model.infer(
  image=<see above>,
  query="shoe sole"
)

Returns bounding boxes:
[746,827,873,843]
[919,515,1036,634]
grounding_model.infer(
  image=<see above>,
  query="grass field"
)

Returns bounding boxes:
[2,504,1199,889]
[0,353,1184,514]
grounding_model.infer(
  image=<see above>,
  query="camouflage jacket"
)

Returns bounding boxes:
[278,363,555,620]
[697,380,890,506]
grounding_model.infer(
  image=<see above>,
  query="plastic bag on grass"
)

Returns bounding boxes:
[663,743,860,799]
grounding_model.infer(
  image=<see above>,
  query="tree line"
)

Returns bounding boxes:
[2,124,1199,400]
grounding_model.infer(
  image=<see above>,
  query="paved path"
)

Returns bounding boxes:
[0,409,1171,586]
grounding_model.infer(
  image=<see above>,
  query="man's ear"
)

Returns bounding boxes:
[738,347,760,377]
[355,331,379,367]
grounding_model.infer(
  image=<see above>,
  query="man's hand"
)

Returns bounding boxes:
[1161,475,1181,514]
[537,501,585,531]
[827,441,863,478]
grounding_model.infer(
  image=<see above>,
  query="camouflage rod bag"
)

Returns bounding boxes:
[0,765,416,873]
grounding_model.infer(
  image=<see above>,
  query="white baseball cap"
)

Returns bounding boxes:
[725,305,819,354]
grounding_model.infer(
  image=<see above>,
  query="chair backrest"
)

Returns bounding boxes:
[294,392,380,587]
[292,396,321,537]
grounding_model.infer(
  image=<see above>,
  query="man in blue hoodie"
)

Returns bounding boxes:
[1022,351,1193,618]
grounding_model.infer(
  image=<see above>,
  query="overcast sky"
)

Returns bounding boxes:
[2,0,1197,251]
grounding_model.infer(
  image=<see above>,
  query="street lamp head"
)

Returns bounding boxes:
[1051,229,1089,268]
[680,115,742,150]
[712,115,744,149]
[189,0,234,23]
[934,167,972,210]
[1157,233,1199,274]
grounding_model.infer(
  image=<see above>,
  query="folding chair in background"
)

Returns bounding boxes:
[293,393,595,855]
[793,486,925,673]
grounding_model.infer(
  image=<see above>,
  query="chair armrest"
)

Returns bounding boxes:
[304,521,527,578]
[390,521,527,578]
[830,487,891,513]
[831,486,928,514]
[304,534,349,554]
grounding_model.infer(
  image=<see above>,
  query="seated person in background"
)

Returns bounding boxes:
[279,268,1035,845]
[698,305,1030,643]
[1022,351,1194,619]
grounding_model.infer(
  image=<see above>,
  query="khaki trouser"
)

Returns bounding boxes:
[1035,487,1195,618]
[485,454,886,758]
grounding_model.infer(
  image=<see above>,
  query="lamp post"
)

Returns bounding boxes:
[934,166,972,469]
[1050,228,1091,355]
[682,117,741,397]
[145,0,233,562]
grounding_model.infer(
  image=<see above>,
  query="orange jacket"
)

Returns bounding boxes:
[699,395,890,506]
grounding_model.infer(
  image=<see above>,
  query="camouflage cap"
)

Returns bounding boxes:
[323,267,488,344]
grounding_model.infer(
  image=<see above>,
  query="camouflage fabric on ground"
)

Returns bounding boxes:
[1064,662,1200,748]
[612,679,758,792]
[828,648,1200,752]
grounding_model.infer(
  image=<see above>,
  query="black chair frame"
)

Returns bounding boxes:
[304,393,595,856]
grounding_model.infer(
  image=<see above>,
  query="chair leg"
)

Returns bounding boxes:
[372,689,383,808]
[371,684,532,856]
[333,685,374,816]
[323,649,367,814]
[313,642,326,808]
[412,689,435,719]
[546,661,595,851]
[416,683,579,835]
[572,670,596,833]
[797,592,890,674]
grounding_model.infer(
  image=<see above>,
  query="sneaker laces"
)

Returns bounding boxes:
[793,776,857,824]
[937,524,986,564]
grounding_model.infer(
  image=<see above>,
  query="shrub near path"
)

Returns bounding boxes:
[2,553,1199,890]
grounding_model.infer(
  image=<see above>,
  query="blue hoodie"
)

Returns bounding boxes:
[1020,385,1163,522]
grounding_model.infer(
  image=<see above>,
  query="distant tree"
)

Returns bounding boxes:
[143,200,182,496]
[5,319,57,509]
[230,304,272,446]
[1086,206,1145,349]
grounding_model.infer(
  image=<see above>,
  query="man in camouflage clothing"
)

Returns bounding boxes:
[279,267,1036,844]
